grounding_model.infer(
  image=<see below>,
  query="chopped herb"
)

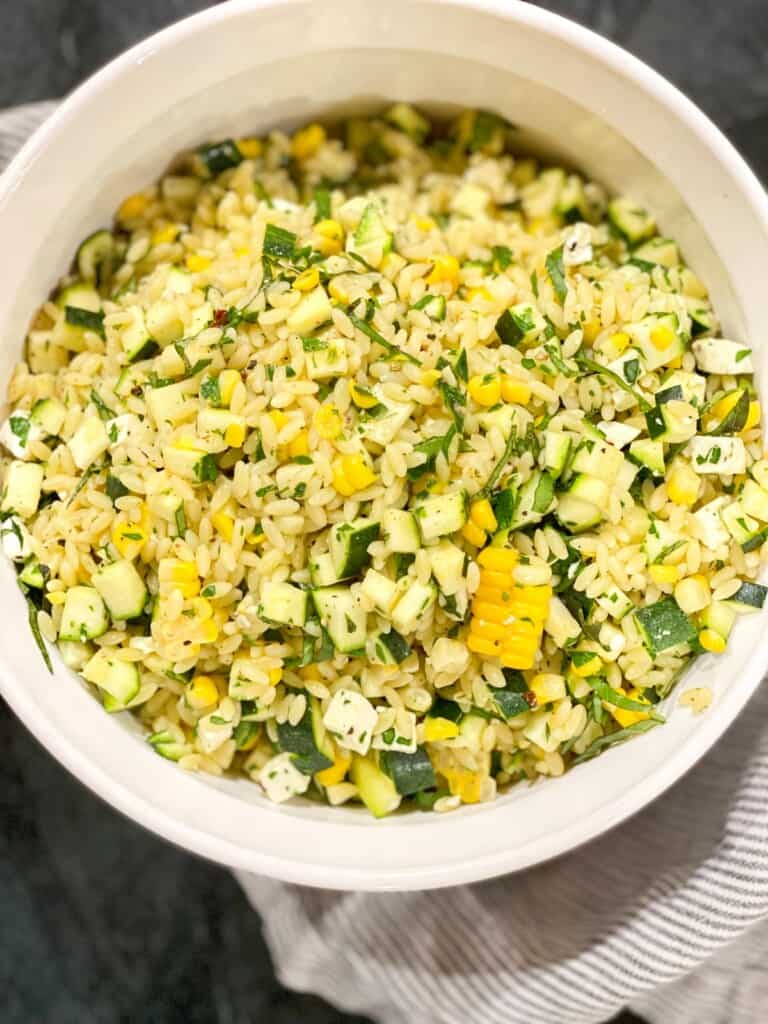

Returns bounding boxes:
[67,461,103,507]
[175,505,187,537]
[313,187,332,222]
[530,270,539,298]
[349,314,421,366]
[437,379,466,431]
[572,718,661,764]
[302,337,328,351]
[491,245,514,271]
[262,223,297,261]
[21,584,52,673]
[293,483,307,498]
[193,454,218,483]
[454,348,469,384]
[545,245,568,303]
[9,416,30,445]
[575,354,652,412]
[292,455,313,465]
[105,474,130,504]
[544,342,577,378]
[90,389,115,421]
[200,375,221,405]
[624,358,640,384]
[590,678,664,721]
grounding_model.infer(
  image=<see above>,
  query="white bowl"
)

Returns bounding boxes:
[2,0,768,891]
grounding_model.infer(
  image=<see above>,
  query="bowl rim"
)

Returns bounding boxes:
[3,0,768,890]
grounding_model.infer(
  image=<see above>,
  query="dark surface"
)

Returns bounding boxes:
[2,1,766,1022]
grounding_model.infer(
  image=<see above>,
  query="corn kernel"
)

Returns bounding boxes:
[234,246,251,258]
[462,520,486,547]
[198,620,219,644]
[186,675,220,710]
[528,214,562,236]
[530,673,566,704]
[470,619,507,641]
[610,687,650,728]
[500,377,532,405]
[293,267,320,292]
[313,405,343,440]
[248,532,266,545]
[470,499,498,532]
[117,192,149,222]
[571,653,603,678]
[742,400,762,435]
[473,585,512,605]
[328,279,350,303]
[420,369,441,386]
[468,374,502,407]
[152,223,180,246]
[667,462,700,507]
[467,286,493,304]
[423,717,460,742]
[442,766,482,804]
[314,219,344,256]
[291,123,326,160]
[218,369,241,406]
[470,601,510,624]
[699,628,726,654]
[224,422,246,448]
[159,558,199,587]
[413,215,436,232]
[426,254,460,292]
[582,318,601,344]
[287,429,309,458]
[332,454,376,495]
[186,253,211,273]
[467,633,501,657]
[269,667,283,686]
[48,591,67,606]
[478,548,518,571]
[650,323,676,351]
[609,331,630,353]
[649,563,679,584]
[674,575,711,615]
[212,510,235,542]
[111,505,148,560]
[269,409,289,431]
[316,747,352,787]
[235,137,262,159]
[478,570,514,589]
[349,382,379,409]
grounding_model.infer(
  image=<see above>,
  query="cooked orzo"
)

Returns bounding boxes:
[2,105,766,816]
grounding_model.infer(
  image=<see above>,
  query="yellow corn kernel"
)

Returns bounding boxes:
[287,429,309,458]
[470,619,508,642]
[668,356,683,369]
[442,766,482,804]
[314,219,344,256]
[610,687,650,728]
[467,286,493,304]
[186,253,211,273]
[478,547,518,572]
[291,123,326,160]
[315,746,352,787]
[528,214,562,236]
[470,499,498,533]
[48,590,67,606]
[650,323,676,351]
[742,400,762,435]
[468,374,502,407]
[235,137,262,159]
[328,279,350,304]
[571,653,603,678]
[426,254,460,292]
[186,675,220,710]
[117,192,149,222]
[111,505,149,560]
[500,377,532,405]
[462,520,487,547]
[413,215,436,232]
[582,318,601,344]
[198,619,219,645]
[709,391,742,425]
[467,633,501,657]
[667,462,700,507]
[530,673,566,704]
[332,454,376,495]
[609,331,630,354]
[473,585,512,605]
[247,532,266,545]
[313,405,343,440]
[218,369,241,407]
[649,563,679,584]
[234,246,251,258]
[152,223,180,246]
[471,601,512,625]
[269,409,289,431]
[500,648,537,670]
[212,510,235,542]
[699,627,727,654]
[293,267,320,292]
[420,369,441,386]
[159,558,199,588]
[224,422,246,448]
[349,382,379,409]
[269,667,283,686]
[478,569,514,589]
[423,717,460,742]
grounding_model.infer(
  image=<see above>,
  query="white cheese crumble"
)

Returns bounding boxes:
[322,688,378,755]
[692,338,753,375]
[258,752,311,803]
[562,222,593,266]
[687,435,746,475]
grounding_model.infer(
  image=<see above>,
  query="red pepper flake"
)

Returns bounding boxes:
[212,308,228,328]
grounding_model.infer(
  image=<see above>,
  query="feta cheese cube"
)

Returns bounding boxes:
[688,435,746,475]
[322,688,378,755]
[0,516,31,561]
[258,751,312,803]
[692,338,753,375]
[0,411,41,459]
[692,497,731,550]
[563,222,593,266]
[597,420,641,448]
[196,697,239,754]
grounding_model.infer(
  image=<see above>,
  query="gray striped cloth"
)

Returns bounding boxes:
[4,101,768,1024]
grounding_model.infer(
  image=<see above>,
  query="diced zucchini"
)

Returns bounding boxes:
[644,400,698,444]
[597,420,640,449]
[687,304,715,338]
[361,568,398,614]
[495,302,545,346]
[660,369,707,407]
[114,359,152,398]
[146,378,198,428]
[18,557,48,589]
[543,432,572,478]
[77,229,116,284]
[359,392,413,446]
[391,581,436,634]
[720,501,761,546]
[146,301,184,345]
[607,197,656,243]
[633,237,679,268]
[692,337,753,375]
[634,598,697,655]
[350,754,401,817]
[91,559,148,620]
[309,551,346,587]
[381,747,436,795]
[555,173,585,221]
[564,473,610,508]
[30,398,66,437]
[688,436,746,475]
[82,648,141,705]
[259,581,308,628]
[384,102,431,142]
[500,471,555,533]
[544,596,581,647]
[305,337,349,380]
[595,585,634,619]
[52,283,102,351]
[555,494,602,533]
[119,306,159,362]
[570,438,624,484]
[350,201,392,269]
[521,167,565,219]
[411,294,446,321]
[645,516,687,565]
[382,509,421,553]
[1,461,44,518]
[413,490,468,542]
[68,414,110,470]
[627,313,686,372]
[312,587,367,653]
[700,600,737,638]
[329,517,380,578]
[287,286,333,334]
[277,696,334,775]
[59,586,109,641]
[724,581,768,614]
[740,480,768,522]
[628,438,665,477]
[370,628,411,665]
[428,540,465,596]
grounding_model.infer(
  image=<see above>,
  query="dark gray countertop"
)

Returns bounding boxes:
[2,2,767,1021]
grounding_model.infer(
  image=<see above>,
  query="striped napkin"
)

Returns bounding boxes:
[4,100,768,1024]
